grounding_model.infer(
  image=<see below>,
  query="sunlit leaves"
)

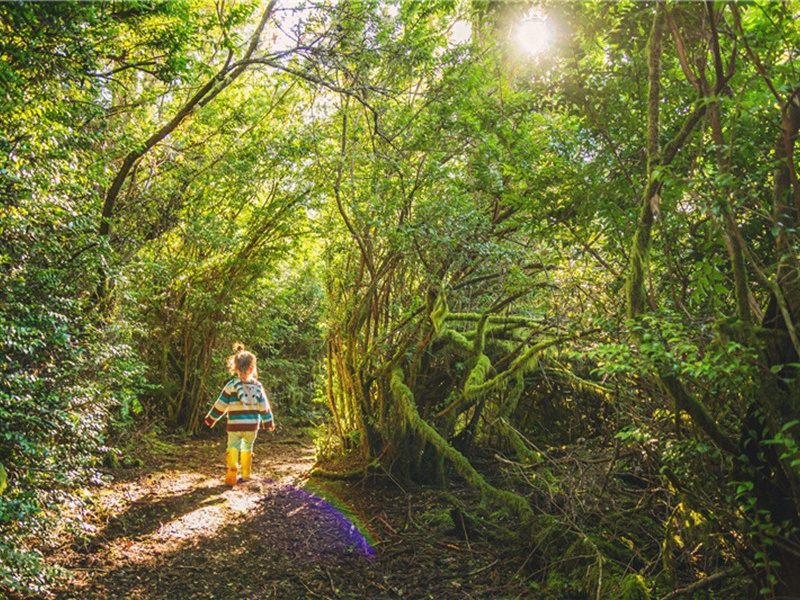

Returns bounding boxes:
[0,2,233,593]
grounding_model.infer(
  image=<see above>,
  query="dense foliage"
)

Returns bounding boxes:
[3,1,800,598]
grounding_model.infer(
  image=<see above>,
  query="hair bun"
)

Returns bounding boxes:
[233,341,246,353]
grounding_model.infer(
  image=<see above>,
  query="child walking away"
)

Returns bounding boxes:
[205,343,275,486]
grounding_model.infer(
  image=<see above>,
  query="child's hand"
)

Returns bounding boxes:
[204,416,215,428]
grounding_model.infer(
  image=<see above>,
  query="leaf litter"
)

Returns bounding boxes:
[39,433,530,600]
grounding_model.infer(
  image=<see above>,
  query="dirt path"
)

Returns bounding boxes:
[46,435,530,600]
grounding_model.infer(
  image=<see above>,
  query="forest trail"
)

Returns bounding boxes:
[46,435,527,600]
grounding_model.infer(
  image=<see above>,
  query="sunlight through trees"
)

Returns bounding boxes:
[3,1,800,598]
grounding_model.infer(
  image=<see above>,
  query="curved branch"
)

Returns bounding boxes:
[660,374,737,455]
[98,0,276,240]
[391,367,534,524]
[659,567,741,600]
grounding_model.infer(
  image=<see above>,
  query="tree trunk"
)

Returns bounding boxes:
[745,91,800,599]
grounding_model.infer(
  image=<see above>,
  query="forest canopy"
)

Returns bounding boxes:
[3,1,800,598]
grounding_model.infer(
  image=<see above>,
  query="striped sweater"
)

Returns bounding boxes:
[204,378,275,432]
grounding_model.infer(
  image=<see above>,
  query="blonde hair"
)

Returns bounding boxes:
[227,342,258,380]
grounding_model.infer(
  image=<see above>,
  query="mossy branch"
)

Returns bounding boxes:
[446,313,544,328]
[626,181,658,319]
[499,372,525,419]
[391,367,534,524]
[474,311,491,356]
[626,3,706,319]
[434,353,492,419]
[660,374,737,455]
[493,418,540,464]
[437,336,572,421]
[464,354,493,401]
[430,292,449,335]
[546,365,612,398]
[468,337,566,399]
[438,328,474,355]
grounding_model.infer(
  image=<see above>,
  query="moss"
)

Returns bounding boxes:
[493,418,539,463]
[500,372,524,418]
[390,366,534,526]
[430,293,449,335]
[421,507,455,529]
[593,534,640,565]
[563,536,595,562]
[612,574,651,600]
[527,515,580,580]
[552,535,609,597]
[543,571,584,599]
[447,313,542,327]
[310,460,379,480]
[464,353,492,401]
[474,311,490,355]
[122,456,145,468]
[438,327,473,355]
[547,365,612,398]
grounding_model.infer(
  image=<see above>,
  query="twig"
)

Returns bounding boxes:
[299,578,327,599]
[659,567,740,600]
[433,538,478,553]
[595,545,603,600]
[324,567,340,598]
[378,515,397,535]
[459,510,471,551]
[468,559,499,577]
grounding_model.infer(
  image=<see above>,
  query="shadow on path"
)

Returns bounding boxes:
[48,437,525,600]
[57,481,381,600]
[76,484,229,554]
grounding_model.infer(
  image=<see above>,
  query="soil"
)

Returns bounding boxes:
[44,432,535,600]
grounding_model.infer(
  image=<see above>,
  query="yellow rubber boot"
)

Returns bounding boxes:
[225,448,239,486]
[240,451,252,482]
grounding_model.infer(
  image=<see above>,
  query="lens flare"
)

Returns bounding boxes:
[515,18,552,57]
[266,482,376,559]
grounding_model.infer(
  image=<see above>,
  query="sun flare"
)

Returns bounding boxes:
[515,18,552,57]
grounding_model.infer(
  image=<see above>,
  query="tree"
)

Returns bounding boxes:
[0,2,194,592]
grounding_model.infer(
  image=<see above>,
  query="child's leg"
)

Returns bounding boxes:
[239,431,257,481]
[225,433,242,486]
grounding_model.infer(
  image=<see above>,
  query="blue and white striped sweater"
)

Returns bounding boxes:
[205,378,274,432]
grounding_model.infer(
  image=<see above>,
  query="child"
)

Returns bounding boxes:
[205,343,275,486]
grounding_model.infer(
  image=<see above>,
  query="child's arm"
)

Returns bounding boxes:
[205,384,233,427]
[257,384,275,431]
